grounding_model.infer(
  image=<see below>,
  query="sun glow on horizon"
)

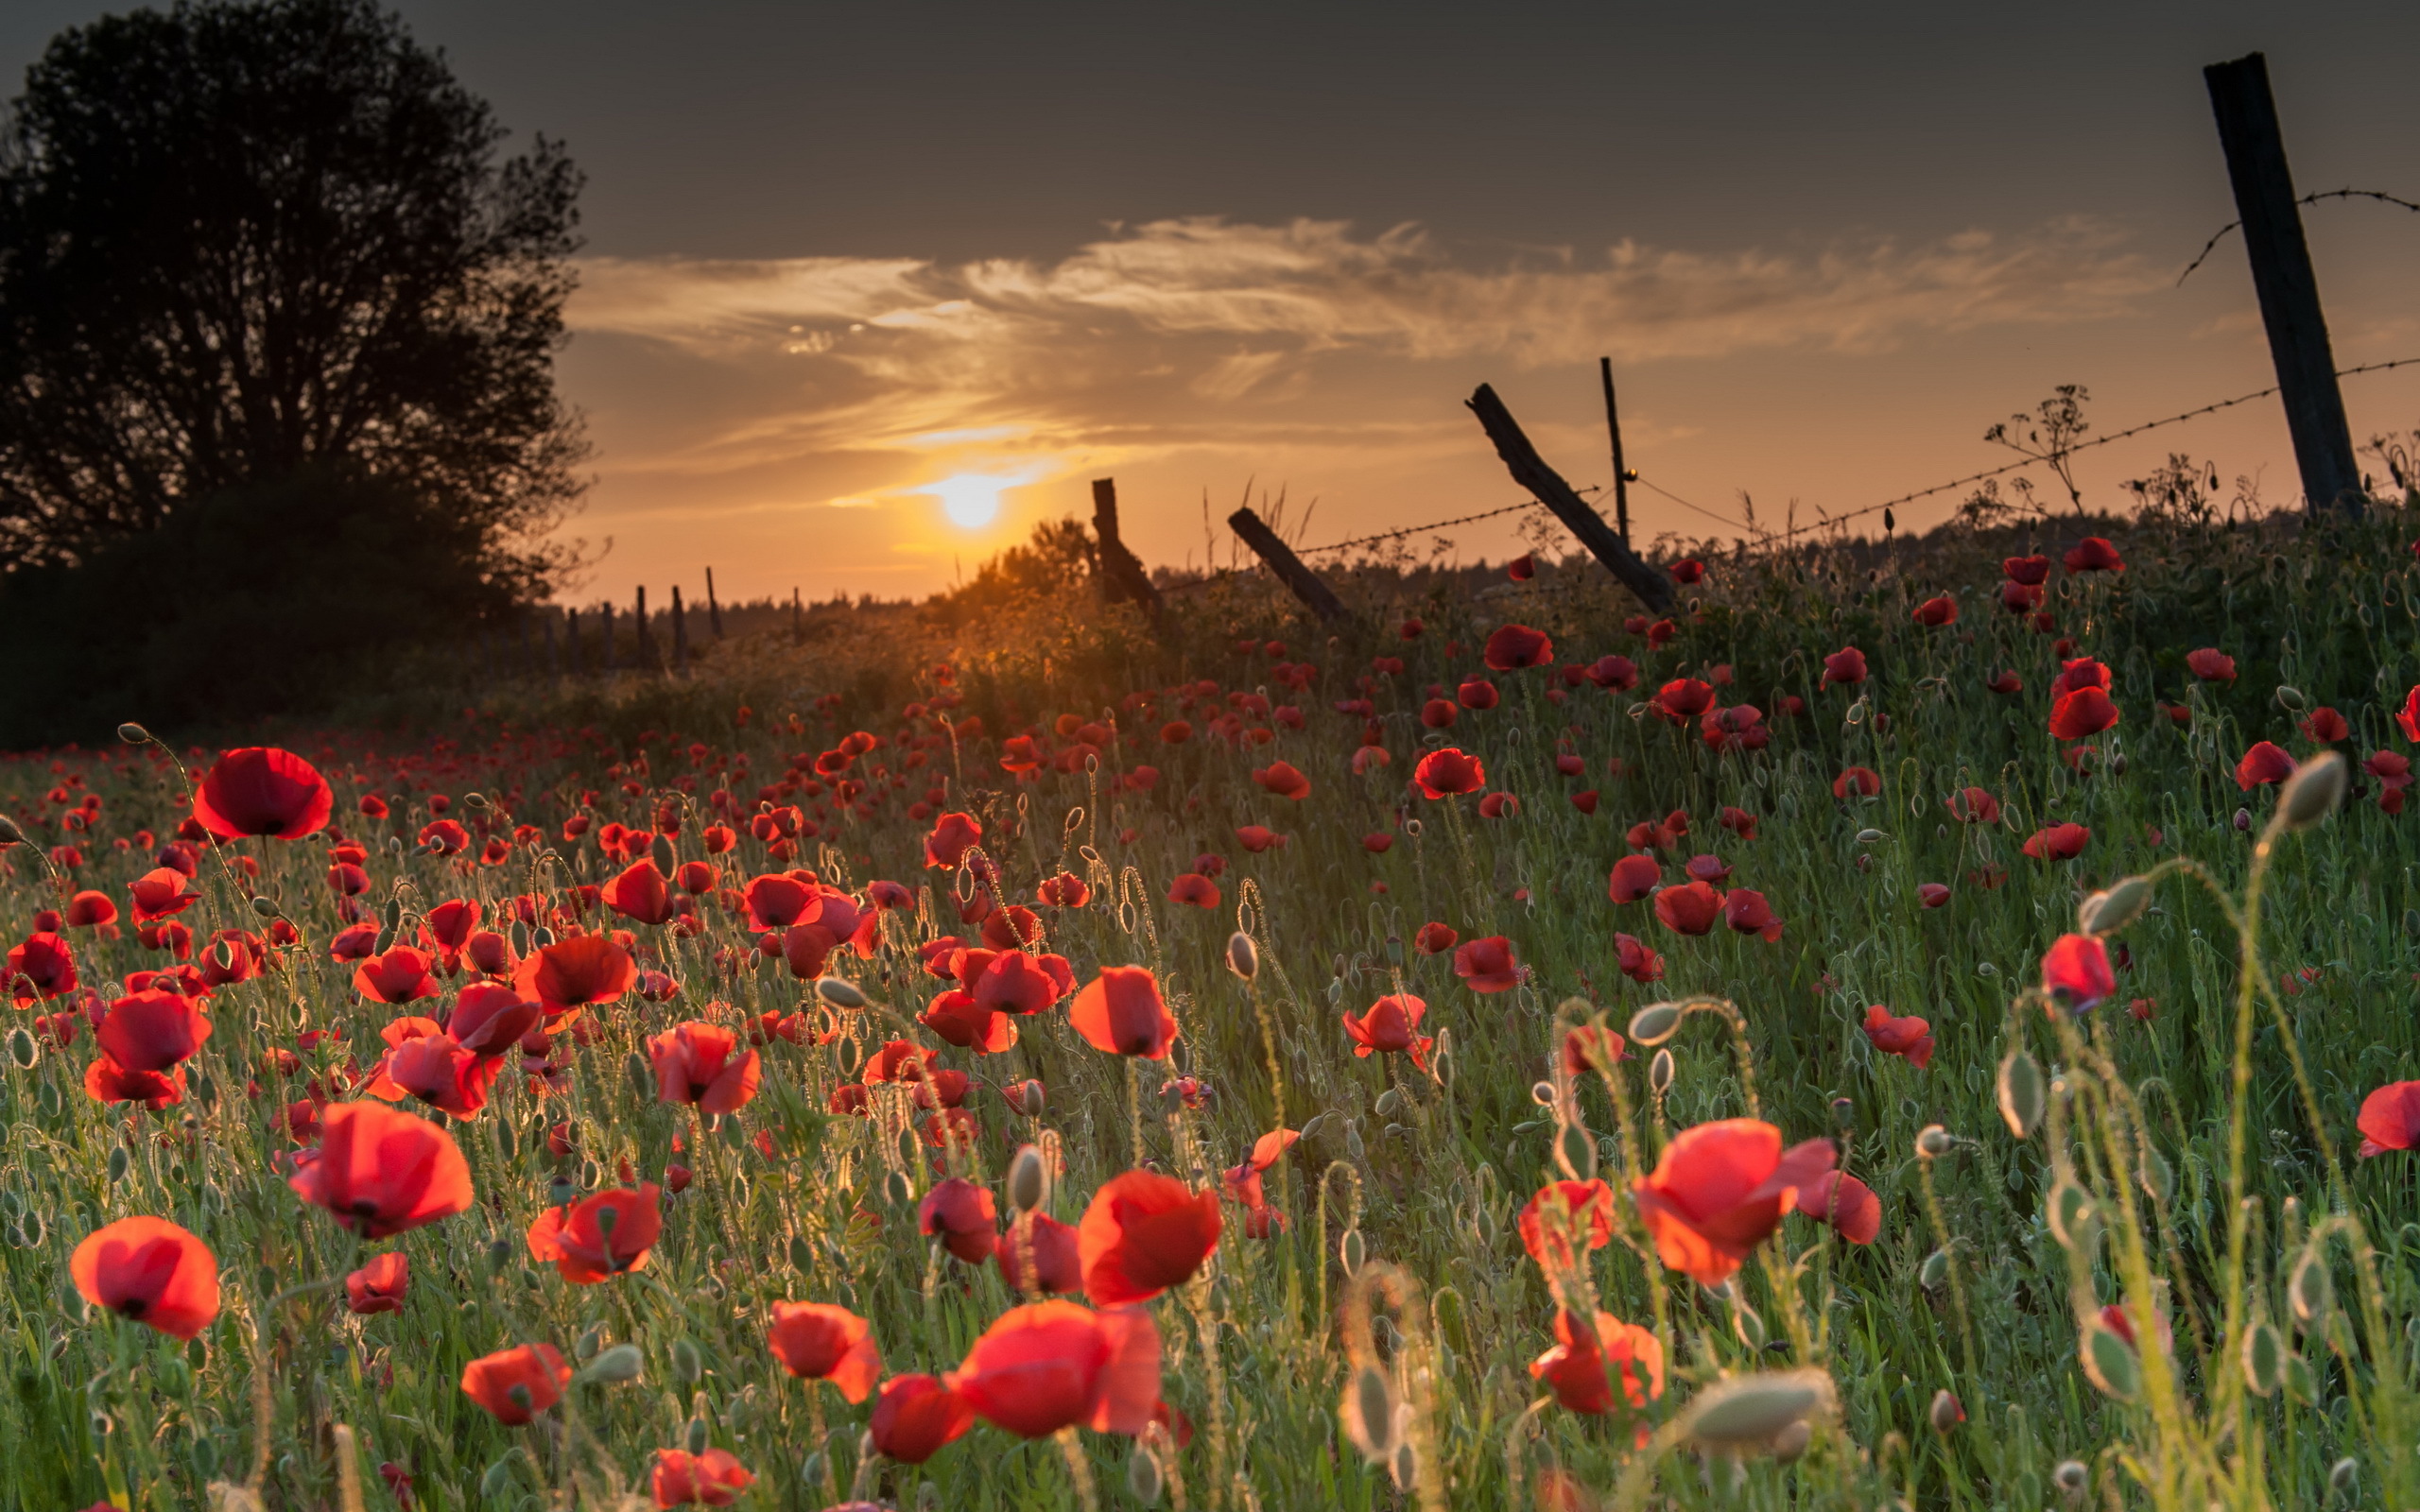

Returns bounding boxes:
[919,466,1048,529]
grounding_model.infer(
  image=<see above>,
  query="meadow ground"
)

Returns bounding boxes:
[7,501,2420,1512]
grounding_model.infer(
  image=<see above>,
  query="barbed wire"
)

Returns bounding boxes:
[1292,485,1601,557]
[2178,187,2420,284]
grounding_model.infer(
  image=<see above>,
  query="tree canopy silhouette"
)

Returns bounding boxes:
[0,0,586,591]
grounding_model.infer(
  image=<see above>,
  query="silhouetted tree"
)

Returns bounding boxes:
[0,0,585,591]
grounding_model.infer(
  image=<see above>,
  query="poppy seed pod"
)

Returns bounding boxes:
[2278,751,2346,832]
[1225,932,1258,980]
[2289,1247,2333,1329]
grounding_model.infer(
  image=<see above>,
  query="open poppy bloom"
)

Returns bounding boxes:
[2021,822,2091,861]
[1631,1118,1835,1285]
[192,747,333,839]
[2040,933,2116,1012]
[920,1178,1000,1263]
[1079,1170,1221,1305]
[1220,1127,1301,1211]
[1253,762,1310,800]
[460,1342,570,1425]
[1412,747,1486,799]
[1414,921,1457,955]
[1652,881,1722,936]
[2357,1082,2420,1159]
[513,935,636,1020]
[2234,741,2296,789]
[1651,678,1713,721]
[1912,595,1957,627]
[924,811,984,868]
[1945,786,2000,825]
[997,1210,1084,1293]
[1721,888,1783,941]
[2399,685,2420,744]
[1796,1170,1882,1244]
[872,1373,976,1463]
[766,1300,881,1400]
[1069,966,1179,1058]
[71,1216,219,1340]
[1484,623,1553,670]
[7,931,77,1005]
[648,1022,762,1112]
[345,1251,410,1314]
[1607,854,1660,903]
[1342,993,1432,1068]
[527,1183,662,1283]
[354,946,439,1005]
[129,868,199,923]
[2004,554,2050,585]
[1167,872,1221,909]
[650,1448,752,1508]
[1515,1178,1614,1273]
[944,1300,1162,1438]
[1453,935,1521,993]
[1862,1005,1934,1068]
[2064,536,2124,572]
[96,988,211,1072]
[602,860,676,925]
[288,1101,474,1238]
[1530,1308,1664,1415]
[2049,686,2119,740]
[1832,766,1880,799]
[2186,647,2237,682]
[446,983,542,1056]
[1822,646,1868,685]
[375,1033,502,1118]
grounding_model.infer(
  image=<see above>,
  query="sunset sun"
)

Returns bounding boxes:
[924,472,1011,529]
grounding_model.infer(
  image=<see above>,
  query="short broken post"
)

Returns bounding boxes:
[1090,478,1175,639]
[1227,506,1348,622]
[1466,384,1673,612]
[671,584,689,676]
[706,567,725,638]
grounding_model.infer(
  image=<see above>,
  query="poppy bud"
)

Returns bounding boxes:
[2274,683,2307,711]
[1628,1002,1682,1044]
[2277,750,2346,831]
[1339,1228,1365,1277]
[2289,1247,2333,1329]
[2082,1323,2140,1400]
[487,1237,513,1272]
[1226,932,1258,980]
[582,1344,644,1383]
[672,1338,704,1383]
[2048,1182,2096,1248]
[1016,1079,1046,1117]
[1374,1088,1402,1118]
[883,1170,914,1209]
[1830,1096,1854,1128]
[816,977,869,1009]
[1008,1144,1048,1214]
[117,723,150,744]
[1680,1368,1834,1452]
[2053,1460,2088,1500]
[1128,1445,1164,1505]
[2138,1147,2172,1205]
[1771,1419,1812,1462]
[1391,1442,1417,1492]
[7,1028,35,1069]
[1916,1125,1951,1159]
[1996,1050,2045,1137]
[1556,1123,1597,1180]
[2077,876,2152,935]
[1649,1049,1674,1095]
[1920,1248,1949,1289]
[1530,1080,1556,1107]
[249,895,278,918]
[2241,1319,2286,1397]
[2329,1458,2357,1497]
[1341,1363,1397,1461]
[464,792,489,810]
[1927,1389,1963,1433]
[1855,828,1885,845]
[1732,1297,1766,1349]
[2233,807,2253,833]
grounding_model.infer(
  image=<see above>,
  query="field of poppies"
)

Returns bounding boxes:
[6,501,2420,1512]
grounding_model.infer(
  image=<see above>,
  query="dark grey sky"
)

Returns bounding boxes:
[5,2,2415,599]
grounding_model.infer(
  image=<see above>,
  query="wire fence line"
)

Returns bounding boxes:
[2177,187,2420,284]
[1262,354,2420,564]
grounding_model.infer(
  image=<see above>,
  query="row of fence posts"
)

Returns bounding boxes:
[472,567,816,687]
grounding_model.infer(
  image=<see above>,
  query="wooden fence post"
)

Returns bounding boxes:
[2204,53,2364,518]
[790,589,803,646]
[705,567,725,638]
[1226,505,1348,622]
[671,584,689,676]
[1091,479,1165,612]
[1465,385,1674,611]
[1599,357,1634,546]
[634,586,653,668]
[544,607,562,677]
[600,603,616,671]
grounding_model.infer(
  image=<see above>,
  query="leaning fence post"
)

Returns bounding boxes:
[635,586,653,669]
[706,567,725,638]
[1227,505,1348,622]
[671,585,689,676]
[1466,384,1673,612]
[2204,53,2364,518]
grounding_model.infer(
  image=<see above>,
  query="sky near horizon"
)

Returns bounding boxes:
[6,1,2418,607]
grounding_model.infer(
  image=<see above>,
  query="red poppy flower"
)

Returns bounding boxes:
[972,950,1070,1015]
[920,1178,1000,1263]
[64,890,118,928]
[446,983,542,1056]
[6,930,76,1005]
[2399,686,2420,744]
[602,860,676,925]
[96,988,211,1072]
[1653,881,1722,936]
[1796,1170,1881,1244]
[1862,1005,1934,1068]
[1630,1118,1835,1286]
[192,747,333,840]
[354,946,439,1005]
[2234,741,2296,789]
[2004,554,2050,585]
[945,1300,1161,1438]
[1253,762,1310,801]
[1668,557,1704,584]
[1832,766,1880,799]
[1477,792,1519,819]
[2049,685,2119,740]
[1561,1026,1627,1077]
[1341,993,1432,1068]
[1585,655,1640,692]
[997,1210,1085,1294]
[2021,822,2091,861]
[2064,536,2124,572]
[648,1022,761,1112]
[1946,786,2001,825]
[2186,648,2236,682]
[71,1216,219,1340]
[1069,966,1179,1059]
[925,811,984,869]
[649,1448,752,1508]
[2357,1081,2420,1159]
[418,819,470,856]
[527,1184,662,1283]
[1219,1128,1300,1211]
[766,1300,881,1400]
[377,1034,502,1118]
[1651,678,1714,720]
[1530,1308,1664,1415]
[345,1251,410,1314]
[1606,854,1660,904]
[512,935,635,1017]
[1515,1178,1614,1272]
[1822,646,1868,685]
[1453,935,1521,993]
[1078,1170,1220,1305]
[1721,887,1783,942]
[1458,679,1500,712]
[1484,624,1553,671]
[871,1373,976,1463]
[1918,882,1951,908]
[1167,872,1221,909]
[460,1343,569,1425]
[1912,595,1957,627]
[1413,921,1457,955]
[2299,706,2348,744]
[2000,580,2045,614]
[1412,747,1486,799]
[129,868,199,923]
[2041,933,2116,1011]
[1038,871,1092,908]
[83,1056,184,1108]
[288,1101,474,1239]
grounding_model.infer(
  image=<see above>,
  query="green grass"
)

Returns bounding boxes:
[5,501,2420,1511]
